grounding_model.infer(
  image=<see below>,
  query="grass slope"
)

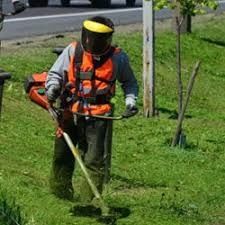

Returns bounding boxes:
[1,14,225,225]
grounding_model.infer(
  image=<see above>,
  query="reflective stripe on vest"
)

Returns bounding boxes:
[67,42,120,115]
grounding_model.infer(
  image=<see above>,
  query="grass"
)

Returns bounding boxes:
[1,13,225,225]
[0,190,26,225]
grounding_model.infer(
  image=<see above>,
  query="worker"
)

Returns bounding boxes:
[45,16,139,203]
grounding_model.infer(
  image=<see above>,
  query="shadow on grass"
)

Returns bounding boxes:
[206,139,225,145]
[201,37,225,47]
[111,174,167,189]
[70,205,131,225]
[157,107,192,119]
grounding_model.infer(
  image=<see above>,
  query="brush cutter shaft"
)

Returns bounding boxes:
[62,131,109,215]
[63,132,102,200]
[48,107,109,213]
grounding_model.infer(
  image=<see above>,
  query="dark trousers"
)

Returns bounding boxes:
[50,115,112,202]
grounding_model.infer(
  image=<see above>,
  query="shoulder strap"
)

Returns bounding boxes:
[74,42,83,92]
[74,41,83,70]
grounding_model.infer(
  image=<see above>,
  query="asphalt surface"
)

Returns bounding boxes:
[1,0,145,40]
[0,0,225,40]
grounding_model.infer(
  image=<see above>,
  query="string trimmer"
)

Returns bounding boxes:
[25,54,136,224]
[48,106,111,217]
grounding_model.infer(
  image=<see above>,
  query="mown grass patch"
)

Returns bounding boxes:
[1,14,225,225]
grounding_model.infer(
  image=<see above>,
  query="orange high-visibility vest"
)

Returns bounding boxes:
[67,42,120,115]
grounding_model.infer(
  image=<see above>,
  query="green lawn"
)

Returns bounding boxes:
[1,14,225,225]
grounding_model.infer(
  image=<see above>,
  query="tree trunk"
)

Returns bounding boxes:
[171,61,201,147]
[176,16,183,116]
[172,1,192,34]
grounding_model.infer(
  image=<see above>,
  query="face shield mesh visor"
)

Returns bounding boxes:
[81,27,113,55]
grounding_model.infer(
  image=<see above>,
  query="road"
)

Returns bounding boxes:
[0,0,224,40]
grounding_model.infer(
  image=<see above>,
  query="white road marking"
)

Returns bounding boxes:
[70,0,88,2]
[4,7,142,23]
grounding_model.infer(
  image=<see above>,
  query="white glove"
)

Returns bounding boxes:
[123,95,138,118]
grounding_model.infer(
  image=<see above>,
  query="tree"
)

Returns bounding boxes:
[155,0,217,147]
[155,0,218,15]
[155,0,218,33]
[142,0,217,118]
[155,0,217,114]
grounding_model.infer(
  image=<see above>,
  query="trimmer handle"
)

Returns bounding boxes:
[74,112,124,120]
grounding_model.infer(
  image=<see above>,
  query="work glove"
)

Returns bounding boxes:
[46,84,61,102]
[122,104,138,118]
[12,0,26,14]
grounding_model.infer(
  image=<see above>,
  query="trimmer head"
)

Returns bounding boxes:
[71,204,130,225]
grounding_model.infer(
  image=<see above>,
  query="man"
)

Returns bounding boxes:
[46,16,138,203]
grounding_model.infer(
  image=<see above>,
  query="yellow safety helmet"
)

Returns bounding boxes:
[81,16,114,56]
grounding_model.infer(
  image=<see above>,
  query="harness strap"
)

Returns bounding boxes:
[74,42,84,92]
[93,46,116,84]
[89,49,113,98]
[74,42,83,68]
[73,43,117,101]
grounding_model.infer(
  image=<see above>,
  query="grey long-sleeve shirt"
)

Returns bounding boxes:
[46,43,138,106]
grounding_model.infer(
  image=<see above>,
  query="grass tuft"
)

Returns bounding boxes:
[0,190,26,225]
